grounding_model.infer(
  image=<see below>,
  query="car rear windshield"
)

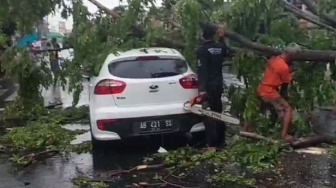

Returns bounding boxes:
[108,58,188,79]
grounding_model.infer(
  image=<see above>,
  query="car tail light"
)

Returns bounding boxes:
[179,74,198,89]
[135,56,159,60]
[94,79,126,95]
[97,119,117,130]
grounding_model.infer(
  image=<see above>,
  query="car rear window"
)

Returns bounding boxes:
[108,58,188,79]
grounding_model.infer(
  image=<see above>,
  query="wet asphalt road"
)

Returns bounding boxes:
[280,153,336,188]
[0,79,336,188]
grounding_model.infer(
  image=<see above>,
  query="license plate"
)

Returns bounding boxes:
[138,119,173,133]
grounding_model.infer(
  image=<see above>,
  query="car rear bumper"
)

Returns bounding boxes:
[92,122,205,141]
[90,104,204,141]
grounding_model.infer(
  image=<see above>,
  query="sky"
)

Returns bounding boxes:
[48,0,162,31]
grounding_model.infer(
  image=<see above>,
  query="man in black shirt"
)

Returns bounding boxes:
[196,23,232,151]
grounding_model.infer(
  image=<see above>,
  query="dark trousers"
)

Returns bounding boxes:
[203,86,226,147]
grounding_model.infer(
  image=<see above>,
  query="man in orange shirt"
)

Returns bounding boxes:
[257,43,301,142]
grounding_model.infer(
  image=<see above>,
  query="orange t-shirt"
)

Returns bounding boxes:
[257,56,292,98]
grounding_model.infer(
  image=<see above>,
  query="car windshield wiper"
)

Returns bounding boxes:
[151,72,178,78]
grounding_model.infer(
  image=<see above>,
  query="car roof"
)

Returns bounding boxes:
[105,47,184,62]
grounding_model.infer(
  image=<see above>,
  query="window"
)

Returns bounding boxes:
[108,58,188,79]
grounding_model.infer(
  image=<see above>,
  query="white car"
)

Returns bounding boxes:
[89,47,203,148]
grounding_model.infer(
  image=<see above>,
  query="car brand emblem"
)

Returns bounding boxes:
[149,85,159,89]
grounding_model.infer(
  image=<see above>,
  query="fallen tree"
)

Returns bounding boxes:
[0,0,334,144]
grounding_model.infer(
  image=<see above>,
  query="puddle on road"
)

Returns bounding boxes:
[62,124,91,145]
[14,153,93,188]
[0,158,27,188]
[70,132,91,145]
[62,124,90,131]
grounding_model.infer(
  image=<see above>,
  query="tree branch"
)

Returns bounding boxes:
[87,0,185,49]
[225,31,336,61]
[300,0,319,15]
[300,0,336,27]
[169,18,336,62]
[281,0,336,32]
[87,0,336,62]
[171,18,336,62]
[86,0,120,18]
[225,31,281,54]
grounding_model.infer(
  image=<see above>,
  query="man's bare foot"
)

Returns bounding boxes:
[283,135,294,142]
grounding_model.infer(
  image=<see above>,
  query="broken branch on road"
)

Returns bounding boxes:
[20,150,59,167]
[240,131,334,149]
[240,131,279,144]
[125,182,166,187]
[109,163,167,177]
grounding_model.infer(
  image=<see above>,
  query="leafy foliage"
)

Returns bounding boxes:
[156,140,283,171]
[72,178,109,188]
[0,107,90,164]
[331,146,336,156]
[1,122,76,152]
[145,139,286,187]
[149,139,287,186]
